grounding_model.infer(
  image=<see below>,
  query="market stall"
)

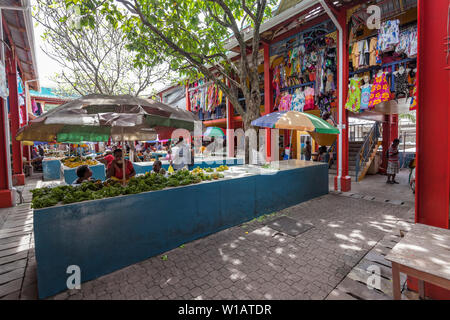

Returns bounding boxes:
[32,159,328,298]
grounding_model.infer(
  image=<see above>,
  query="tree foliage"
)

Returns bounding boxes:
[66,0,277,128]
[34,0,172,96]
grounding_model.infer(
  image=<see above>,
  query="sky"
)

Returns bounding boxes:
[31,0,168,93]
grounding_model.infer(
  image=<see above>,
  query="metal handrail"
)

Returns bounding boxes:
[355,122,380,181]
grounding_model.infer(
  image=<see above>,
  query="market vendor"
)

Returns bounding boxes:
[152,160,167,175]
[72,165,93,185]
[106,149,136,180]
[96,150,114,166]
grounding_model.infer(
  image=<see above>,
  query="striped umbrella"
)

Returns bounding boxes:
[203,126,226,137]
[251,111,340,152]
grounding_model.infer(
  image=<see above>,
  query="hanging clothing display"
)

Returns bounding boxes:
[368,72,391,109]
[345,78,362,113]
[278,93,292,112]
[290,89,305,112]
[303,87,315,111]
[360,84,372,111]
[410,79,417,111]
[369,37,380,66]
[394,71,410,99]
[378,19,400,52]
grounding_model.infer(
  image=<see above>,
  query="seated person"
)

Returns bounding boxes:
[72,165,93,185]
[143,148,152,162]
[152,160,167,175]
[106,149,136,180]
[30,148,43,172]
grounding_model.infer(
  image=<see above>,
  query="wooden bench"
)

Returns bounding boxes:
[385,223,450,299]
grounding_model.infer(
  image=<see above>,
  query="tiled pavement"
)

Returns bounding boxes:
[0,177,38,300]
[0,172,415,300]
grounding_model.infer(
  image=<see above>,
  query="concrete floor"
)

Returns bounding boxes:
[0,169,415,300]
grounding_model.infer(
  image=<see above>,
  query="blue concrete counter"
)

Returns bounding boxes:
[62,163,106,184]
[42,159,62,181]
[34,160,328,298]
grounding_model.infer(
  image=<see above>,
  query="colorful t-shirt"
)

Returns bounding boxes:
[388,146,399,162]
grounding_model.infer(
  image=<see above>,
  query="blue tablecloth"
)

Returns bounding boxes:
[42,159,61,181]
[62,163,106,184]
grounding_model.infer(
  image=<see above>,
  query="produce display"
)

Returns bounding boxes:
[62,156,98,168]
[215,165,229,172]
[31,169,225,209]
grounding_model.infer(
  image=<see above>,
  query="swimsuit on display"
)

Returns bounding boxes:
[368,72,391,109]
[360,84,372,111]
[345,78,362,113]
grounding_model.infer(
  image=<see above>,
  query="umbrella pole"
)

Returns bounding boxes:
[288,129,293,160]
[122,140,126,185]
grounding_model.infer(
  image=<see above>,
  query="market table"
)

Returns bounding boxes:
[133,157,244,175]
[33,160,328,298]
[385,223,450,300]
[42,158,62,181]
[61,162,106,184]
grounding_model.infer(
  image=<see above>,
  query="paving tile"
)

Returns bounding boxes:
[0,259,27,275]
[0,251,28,266]
[0,267,25,285]
[0,279,22,298]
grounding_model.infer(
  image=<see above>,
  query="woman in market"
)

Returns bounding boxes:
[152,160,167,176]
[106,148,136,181]
[72,165,93,185]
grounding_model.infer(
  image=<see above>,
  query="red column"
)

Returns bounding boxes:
[334,9,351,192]
[0,95,12,208]
[226,89,234,158]
[416,0,450,229]
[7,52,24,186]
[185,85,191,111]
[263,42,273,161]
[407,0,450,300]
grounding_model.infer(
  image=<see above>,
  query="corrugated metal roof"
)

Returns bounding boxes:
[1,0,39,90]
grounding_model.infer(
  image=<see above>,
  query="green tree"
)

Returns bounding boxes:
[66,0,277,129]
[34,0,171,96]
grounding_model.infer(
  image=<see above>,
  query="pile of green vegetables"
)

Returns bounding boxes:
[31,169,225,209]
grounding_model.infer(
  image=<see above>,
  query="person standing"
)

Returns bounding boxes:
[304,141,312,161]
[386,139,400,184]
[171,136,189,171]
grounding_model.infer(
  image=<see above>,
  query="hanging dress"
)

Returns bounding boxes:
[304,87,315,111]
[360,84,372,111]
[345,78,362,113]
[368,72,391,109]
[394,71,410,99]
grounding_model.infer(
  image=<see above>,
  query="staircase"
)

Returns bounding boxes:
[329,141,362,179]
[329,122,381,181]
